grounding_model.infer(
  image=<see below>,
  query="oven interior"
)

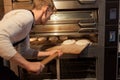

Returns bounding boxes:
[30,10,98,50]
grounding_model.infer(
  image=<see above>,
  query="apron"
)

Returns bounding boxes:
[0,64,20,80]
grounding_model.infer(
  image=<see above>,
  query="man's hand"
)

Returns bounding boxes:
[26,62,44,75]
[47,49,63,57]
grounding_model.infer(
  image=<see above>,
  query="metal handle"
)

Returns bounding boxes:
[41,52,58,65]
[78,0,96,4]
[78,22,96,27]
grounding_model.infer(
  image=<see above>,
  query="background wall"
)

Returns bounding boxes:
[0,0,4,20]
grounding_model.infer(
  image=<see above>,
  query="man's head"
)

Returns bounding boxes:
[32,0,55,10]
[31,0,56,24]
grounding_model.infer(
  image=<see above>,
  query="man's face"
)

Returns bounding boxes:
[40,7,53,24]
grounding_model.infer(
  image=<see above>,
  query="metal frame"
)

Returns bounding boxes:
[3,0,119,80]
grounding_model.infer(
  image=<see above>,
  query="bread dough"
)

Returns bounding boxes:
[38,37,47,41]
[49,36,58,43]
[62,39,76,45]
[75,39,90,45]
[59,36,68,41]
[30,37,38,45]
[37,37,47,44]
[30,37,37,42]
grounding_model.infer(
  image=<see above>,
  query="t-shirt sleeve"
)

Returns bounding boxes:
[0,36,17,60]
[0,10,34,60]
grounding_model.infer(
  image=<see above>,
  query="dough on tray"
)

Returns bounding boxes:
[62,39,76,45]
[38,37,47,43]
[75,39,91,45]
[30,37,38,45]
[30,37,37,42]
[49,36,58,43]
[59,36,68,41]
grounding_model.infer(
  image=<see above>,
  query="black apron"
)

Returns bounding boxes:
[0,56,20,80]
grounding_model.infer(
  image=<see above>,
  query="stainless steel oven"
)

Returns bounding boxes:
[3,0,119,80]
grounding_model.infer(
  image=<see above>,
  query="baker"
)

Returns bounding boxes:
[0,0,62,80]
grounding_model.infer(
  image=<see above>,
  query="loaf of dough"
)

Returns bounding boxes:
[38,37,46,41]
[49,36,58,43]
[75,39,90,45]
[62,39,76,45]
[30,37,38,45]
[59,36,68,41]
[30,37,37,42]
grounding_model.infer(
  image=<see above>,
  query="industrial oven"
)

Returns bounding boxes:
[3,0,119,80]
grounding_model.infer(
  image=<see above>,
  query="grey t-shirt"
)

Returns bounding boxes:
[0,9,36,60]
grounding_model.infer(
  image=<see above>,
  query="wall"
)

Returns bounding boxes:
[0,0,4,20]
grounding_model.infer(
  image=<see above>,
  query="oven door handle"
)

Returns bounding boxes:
[78,22,96,28]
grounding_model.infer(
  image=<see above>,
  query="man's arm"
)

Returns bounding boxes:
[10,53,44,74]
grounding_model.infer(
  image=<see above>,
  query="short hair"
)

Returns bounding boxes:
[32,0,56,11]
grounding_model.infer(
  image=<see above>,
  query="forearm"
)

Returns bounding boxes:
[9,53,45,74]
[37,51,50,57]
[10,53,30,70]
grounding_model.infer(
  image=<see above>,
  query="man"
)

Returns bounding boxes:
[0,0,62,79]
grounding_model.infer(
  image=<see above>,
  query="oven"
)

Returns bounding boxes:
[26,7,98,80]
[3,0,119,80]
[28,1,98,79]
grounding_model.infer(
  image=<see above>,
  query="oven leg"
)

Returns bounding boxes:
[56,58,60,80]
[96,55,104,80]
